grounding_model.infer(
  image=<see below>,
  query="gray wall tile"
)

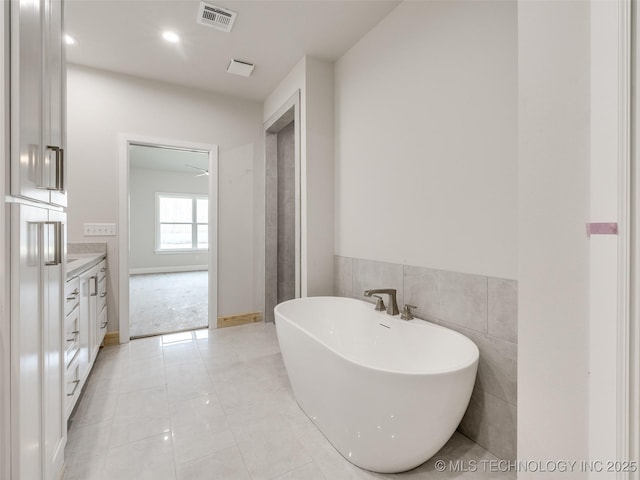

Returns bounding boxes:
[277,122,296,303]
[459,386,517,461]
[404,267,488,334]
[352,258,404,310]
[488,278,518,344]
[434,319,517,406]
[334,256,353,298]
[404,265,442,321]
[472,331,517,406]
[264,133,278,323]
[439,270,488,334]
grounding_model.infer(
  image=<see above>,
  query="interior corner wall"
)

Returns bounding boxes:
[334,0,517,280]
[129,168,209,272]
[263,56,335,298]
[303,57,335,296]
[517,0,590,471]
[67,64,264,328]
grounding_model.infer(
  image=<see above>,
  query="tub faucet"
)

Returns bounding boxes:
[364,289,399,316]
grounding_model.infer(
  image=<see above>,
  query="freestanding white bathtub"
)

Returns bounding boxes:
[274,296,479,473]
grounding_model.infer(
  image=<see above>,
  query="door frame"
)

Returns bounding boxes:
[628,0,640,470]
[117,133,218,343]
[617,0,639,473]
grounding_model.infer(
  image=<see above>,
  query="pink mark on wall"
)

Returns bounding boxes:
[586,222,618,237]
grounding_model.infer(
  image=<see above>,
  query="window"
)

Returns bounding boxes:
[156,193,208,252]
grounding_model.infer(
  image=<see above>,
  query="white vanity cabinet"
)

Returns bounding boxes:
[65,256,107,420]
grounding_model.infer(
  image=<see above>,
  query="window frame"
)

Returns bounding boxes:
[155,192,208,253]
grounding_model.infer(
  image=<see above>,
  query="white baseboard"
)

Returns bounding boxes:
[129,265,208,275]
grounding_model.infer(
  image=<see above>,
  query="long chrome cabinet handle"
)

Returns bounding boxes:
[44,221,62,266]
[45,145,64,191]
[90,276,98,296]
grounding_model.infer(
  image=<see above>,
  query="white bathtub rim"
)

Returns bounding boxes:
[274,296,479,377]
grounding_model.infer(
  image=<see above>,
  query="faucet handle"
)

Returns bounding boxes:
[372,295,386,312]
[401,304,417,320]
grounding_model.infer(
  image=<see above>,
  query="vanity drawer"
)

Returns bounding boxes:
[65,357,82,417]
[64,306,80,368]
[98,261,107,282]
[98,276,107,312]
[97,306,108,346]
[64,277,80,316]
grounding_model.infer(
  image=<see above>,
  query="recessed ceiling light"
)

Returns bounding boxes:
[162,31,181,43]
[64,34,77,45]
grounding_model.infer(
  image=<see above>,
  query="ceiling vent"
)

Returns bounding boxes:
[197,2,237,33]
[227,59,255,77]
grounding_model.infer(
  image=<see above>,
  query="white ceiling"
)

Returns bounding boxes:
[129,144,209,174]
[65,0,401,101]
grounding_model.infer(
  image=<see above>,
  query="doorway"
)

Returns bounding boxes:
[118,135,218,343]
[128,144,209,337]
[264,92,301,322]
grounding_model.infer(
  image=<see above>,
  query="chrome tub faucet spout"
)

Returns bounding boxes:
[364,289,399,316]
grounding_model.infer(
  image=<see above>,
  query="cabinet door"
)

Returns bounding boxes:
[11,203,46,480]
[43,210,65,480]
[77,273,92,381]
[97,306,108,349]
[45,0,66,207]
[11,0,48,203]
[11,204,66,480]
[81,264,100,364]
[11,0,66,205]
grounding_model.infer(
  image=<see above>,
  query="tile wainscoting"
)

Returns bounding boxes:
[334,255,517,461]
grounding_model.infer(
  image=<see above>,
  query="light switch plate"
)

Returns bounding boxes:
[84,223,116,236]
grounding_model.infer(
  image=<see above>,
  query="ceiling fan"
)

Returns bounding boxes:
[185,164,209,176]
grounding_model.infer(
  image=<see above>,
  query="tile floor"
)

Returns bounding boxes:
[129,271,208,338]
[63,323,515,480]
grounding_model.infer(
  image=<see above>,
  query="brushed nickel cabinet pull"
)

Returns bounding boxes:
[45,146,64,191]
[66,380,80,397]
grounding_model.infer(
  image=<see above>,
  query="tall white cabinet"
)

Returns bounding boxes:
[6,0,68,479]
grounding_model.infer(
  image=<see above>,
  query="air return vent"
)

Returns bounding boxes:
[197,2,237,32]
[227,59,254,77]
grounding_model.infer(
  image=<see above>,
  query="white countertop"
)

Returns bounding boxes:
[66,252,106,280]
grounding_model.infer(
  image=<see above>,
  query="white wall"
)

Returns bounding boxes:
[218,143,257,315]
[589,0,620,465]
[589,1,626,471]
[518,1,590,473]
[67,64,264,329]
[129,168,208,272]
[263,56,335,297]
[334,0,517,280]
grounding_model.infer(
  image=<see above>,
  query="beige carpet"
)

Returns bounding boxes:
[129,271,208,338]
